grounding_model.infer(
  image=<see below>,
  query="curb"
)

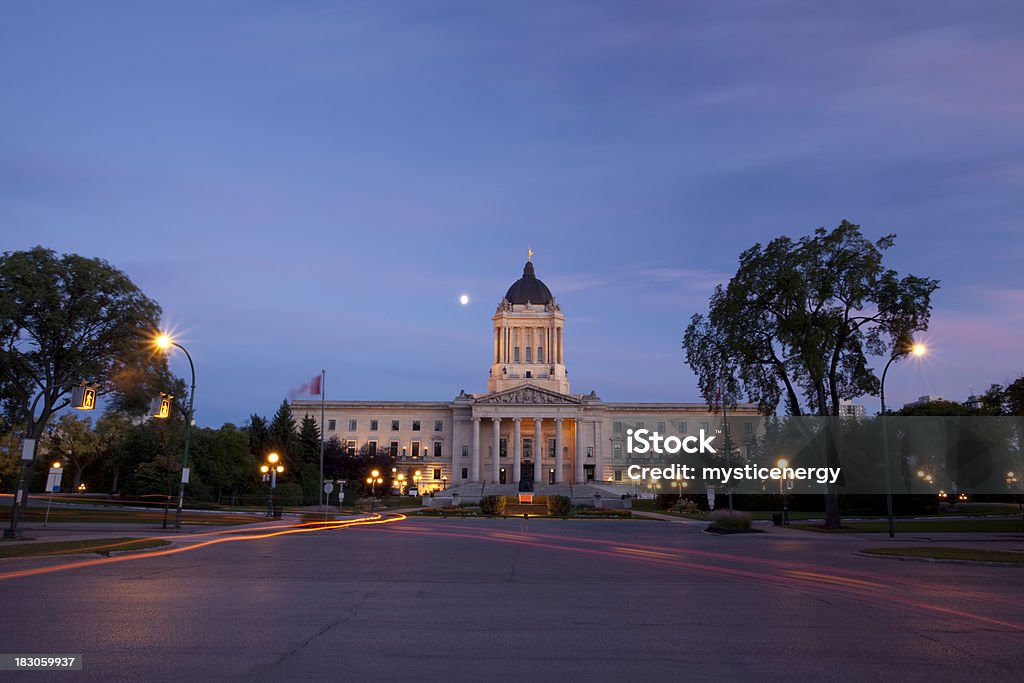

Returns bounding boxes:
[853,550,1024,568]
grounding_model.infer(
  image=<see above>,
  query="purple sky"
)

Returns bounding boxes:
[2,1,1022,427]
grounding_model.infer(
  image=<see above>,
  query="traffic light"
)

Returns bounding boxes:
[150,393,173,419]
[71,385,96,410]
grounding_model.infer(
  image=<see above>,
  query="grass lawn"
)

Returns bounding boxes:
[860,547,1024,564]
[793,519,1024,533]
[0,507,268,526]
[0,537,171,558]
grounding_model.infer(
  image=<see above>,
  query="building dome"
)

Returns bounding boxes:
[504,261,554,305]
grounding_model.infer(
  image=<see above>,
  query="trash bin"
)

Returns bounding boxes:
[273,504,283,519]
[772,512,783,526]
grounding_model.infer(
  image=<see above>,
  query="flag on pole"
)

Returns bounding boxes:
[309,374,321,395]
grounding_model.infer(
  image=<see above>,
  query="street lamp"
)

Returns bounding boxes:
[260,452,285,517]
[1008,471,1024,529]
[366,469,383,510]
[777,458,790,525]
[880,340,927,538]
[154,333,196,530]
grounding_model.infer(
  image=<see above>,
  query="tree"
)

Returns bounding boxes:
[47,414,103,491]
[268,399,298,473]
[684,221,938,528]
[0,247,162,510]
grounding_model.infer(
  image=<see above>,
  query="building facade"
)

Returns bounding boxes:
[291,257,759,493]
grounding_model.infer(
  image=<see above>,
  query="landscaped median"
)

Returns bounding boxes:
[791,520,1024,533]
[414,494,632,519]
[859,547,1024,565]
[0,538,171,559]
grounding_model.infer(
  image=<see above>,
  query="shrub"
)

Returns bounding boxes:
[480,495,507,516]
[707,509,752,531]
[272,482,304,506]
[547,495,571,516]
[670,498,702,515]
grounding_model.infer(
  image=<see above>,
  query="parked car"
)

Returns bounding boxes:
[407,486,419,497]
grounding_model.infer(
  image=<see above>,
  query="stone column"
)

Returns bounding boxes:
[452,420,460,482]
[553,418,563,486]
[512,417,521,482]
[534,417,543,484]
[492,417,501,483]
[471,418,481,482]
[576,418,585,484]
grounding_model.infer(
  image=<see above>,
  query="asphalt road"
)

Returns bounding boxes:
[1,516,1021,681]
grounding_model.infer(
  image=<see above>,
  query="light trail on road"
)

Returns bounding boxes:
[0,513,405,582]
[370,520,1024,638]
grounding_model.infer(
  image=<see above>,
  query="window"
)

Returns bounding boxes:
[538,347,544,362]
[526,347,532,362]
[327,419,336,431]
[346,440,356,456]
[614,469,622,482]
[657,422,665,433]
[547,438,556,458]
[525,371,532,378]
[700,421,709,432]
[432,468,441,480]
[679,421,688,433]
[462,445,469,458]
[434,420,443,432]
[500,438,508,458]
[461,467,468,479]
[411,441,420,458]
[613,422,622,434]
[613,443,623,459]
[586,446,593,459]
[348,419,357,431]
[635,421,644,430]
[391,420,400,431]
[389,441,399,457]
[514,347,520,362]
[367,441,377,457]
[433,441,442,458]
[744,421,753,434]
[412,421,421,431]
[523,438,533,459]
[370,420,378,431]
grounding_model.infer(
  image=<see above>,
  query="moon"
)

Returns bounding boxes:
[459,294,470,305]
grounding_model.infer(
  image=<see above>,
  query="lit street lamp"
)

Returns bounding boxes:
[366,469,383,510]
[261,452,284,517]
[879,340,927,538]
[155,333,196,530]
[777,458,790,525]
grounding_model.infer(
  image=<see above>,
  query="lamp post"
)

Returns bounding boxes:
[777,458,789,525]
[1008,471,1023,530]
[155,333,196,530]
[260,452,284,517]
[366,469,383,510]
[879,341,926,539]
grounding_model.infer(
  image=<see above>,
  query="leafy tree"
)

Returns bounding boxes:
[297,415,323,504]
[47,414,102,491]
[0,247,162,508]
[684,221,938,528]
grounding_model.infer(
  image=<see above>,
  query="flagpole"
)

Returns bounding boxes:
[320,369,326,514]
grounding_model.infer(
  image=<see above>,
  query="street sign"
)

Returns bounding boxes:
[181,467,190,483]
[323,482,334,494]
[21,438,36,462]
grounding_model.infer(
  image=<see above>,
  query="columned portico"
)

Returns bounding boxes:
[492,417,501,483]
[471,417,481,481]
[512,417,522,482]
[554,418,563,484]
[534,418,543,483]
[576,419,585,483]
